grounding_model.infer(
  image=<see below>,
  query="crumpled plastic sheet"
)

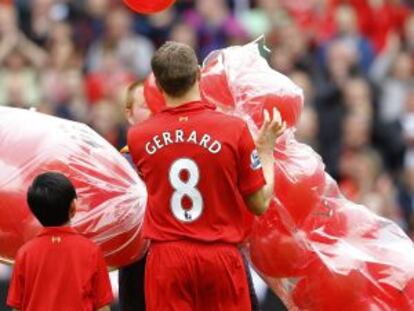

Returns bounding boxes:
[200,38,414,311]
[0,107,147,268]
[200,38,303,129]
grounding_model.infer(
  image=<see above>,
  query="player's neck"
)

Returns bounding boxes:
[165,84,202,108]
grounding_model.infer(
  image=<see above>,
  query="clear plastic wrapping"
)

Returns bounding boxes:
[200,38,414,310]
[0,107,147,268]
[201,39,304,128]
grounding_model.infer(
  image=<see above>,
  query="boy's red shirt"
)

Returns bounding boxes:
[7,226,113,311]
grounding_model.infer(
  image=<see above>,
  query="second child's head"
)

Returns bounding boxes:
[124,80,151,125]
[27,172,77,227]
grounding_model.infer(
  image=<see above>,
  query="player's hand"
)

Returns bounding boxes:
[255,108,286,153]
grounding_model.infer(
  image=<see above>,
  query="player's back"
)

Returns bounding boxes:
[128,101,265,244]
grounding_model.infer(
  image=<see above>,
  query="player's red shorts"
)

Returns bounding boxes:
[145,240,251,311]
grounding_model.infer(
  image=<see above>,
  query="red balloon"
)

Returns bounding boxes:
[0,107,147,268]
[292,264,370,311]
[302,199,348,244]
[249,201,316,277]
[267,94,302,128]
[248,94,303,129]
[123,0,175,14]
[274,139,326,225]
[200,43,304,127]
[367,263,414,310]
[144,72,166,114]
[0,193,40,262]
[402,280,414,309]
[302,199,380,245]
[89,228,148,266]
[200,53,235,108]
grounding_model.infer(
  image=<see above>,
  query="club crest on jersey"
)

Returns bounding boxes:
[250,149,262,170]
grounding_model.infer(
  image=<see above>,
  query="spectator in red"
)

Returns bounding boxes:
[85,47,135,105]
[283,0,338,45]
[349,0,409,53]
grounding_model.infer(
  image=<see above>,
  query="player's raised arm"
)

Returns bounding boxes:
[245,108,286,215]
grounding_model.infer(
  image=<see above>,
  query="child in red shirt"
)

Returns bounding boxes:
[7,172,113,311]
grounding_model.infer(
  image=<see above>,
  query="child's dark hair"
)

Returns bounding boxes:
[27,172,77,227]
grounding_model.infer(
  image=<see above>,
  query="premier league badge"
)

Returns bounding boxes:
[250,149,262,170]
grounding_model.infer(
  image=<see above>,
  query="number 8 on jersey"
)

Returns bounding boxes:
[169,158,203,222]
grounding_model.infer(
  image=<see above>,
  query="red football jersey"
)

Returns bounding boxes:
[7,227,113,311]
[128,101,266,244]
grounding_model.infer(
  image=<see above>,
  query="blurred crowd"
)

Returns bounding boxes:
[2,0,414,309]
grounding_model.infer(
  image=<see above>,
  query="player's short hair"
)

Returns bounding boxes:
[151,41,198,98]
[27,172,77,227]
[125,80,144,110]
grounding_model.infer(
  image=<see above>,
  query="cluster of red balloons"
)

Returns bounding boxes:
[249,137,336,278]
[0,108,147,268]
[292,265,371,311]
[291,263,414,311]
[199,53,235,108]
[249,200,315,278]
[188,42,414,310]
[200,44,304,129]
[144,73,165,113]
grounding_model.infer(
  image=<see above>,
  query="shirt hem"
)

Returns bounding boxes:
[6,301,21,309]
[95,296,114,309]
